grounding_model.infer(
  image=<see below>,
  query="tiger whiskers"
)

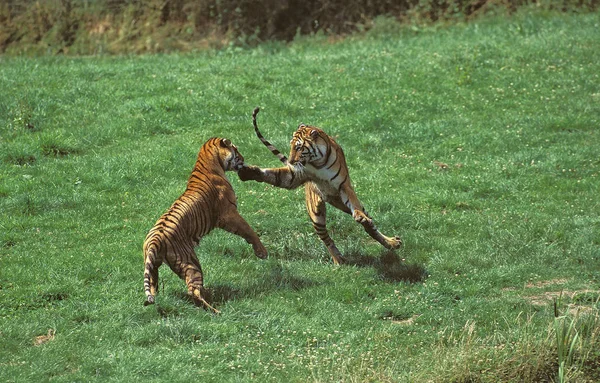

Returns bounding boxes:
[290,162,305,176]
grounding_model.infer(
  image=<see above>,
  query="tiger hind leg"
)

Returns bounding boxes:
[170,252,220,314]
[190,287,220,314]
[305,183,345,265]
[219,210,268,259]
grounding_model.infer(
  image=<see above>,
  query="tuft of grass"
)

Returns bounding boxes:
[3,152,37,166]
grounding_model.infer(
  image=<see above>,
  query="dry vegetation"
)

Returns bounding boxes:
[1,0,598,55]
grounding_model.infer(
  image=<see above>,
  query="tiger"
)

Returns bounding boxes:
[143,137,267,313]
[238,107,402,265]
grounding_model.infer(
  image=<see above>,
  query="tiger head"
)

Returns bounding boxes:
[288,124,327,167]
[218,138,244,171]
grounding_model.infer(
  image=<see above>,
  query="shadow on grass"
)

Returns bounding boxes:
[344,250,428,284]
[162,262,318,310]
[210,262,318,305]
[160,250,426,313]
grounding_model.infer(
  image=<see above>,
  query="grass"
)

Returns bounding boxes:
[1,9,600,382]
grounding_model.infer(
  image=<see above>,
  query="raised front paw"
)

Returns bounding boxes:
[352,210,372,224]
[237,165,261,182]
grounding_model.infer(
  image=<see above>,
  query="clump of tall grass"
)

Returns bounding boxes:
[553,297,600,383]
[419,299,600,382]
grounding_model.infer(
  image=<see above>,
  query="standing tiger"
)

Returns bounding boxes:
[143,137,267,313]
[238,108,402,265]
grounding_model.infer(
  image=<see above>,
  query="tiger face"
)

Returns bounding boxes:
[288,124,325,166]
[219,138,244,171]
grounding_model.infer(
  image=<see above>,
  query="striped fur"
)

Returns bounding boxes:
[239,109,401,265]
[253,107,287,164]
[143,137,267,313]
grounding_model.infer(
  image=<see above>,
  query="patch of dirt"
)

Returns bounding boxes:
[527,289,597,306]
[527,291,562,306]
[502,278,567,292]
[33,329,55,346]
[390,314,421,326]
[526,288,598,318]
[503,279,598,314]
[565,303,597,317]
[525,278,568,289]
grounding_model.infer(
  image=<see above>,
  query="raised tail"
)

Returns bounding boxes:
[252,107,288,165]
[143,244,159,306]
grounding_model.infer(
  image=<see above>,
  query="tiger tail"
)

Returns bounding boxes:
[252,107,288,165]
[143,241,159,306]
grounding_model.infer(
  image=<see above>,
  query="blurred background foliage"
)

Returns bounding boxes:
[0,0,598,55]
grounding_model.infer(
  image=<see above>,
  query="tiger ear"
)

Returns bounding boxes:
[220,138,232,148]
[310,129,318,138]
[298,123,306,129]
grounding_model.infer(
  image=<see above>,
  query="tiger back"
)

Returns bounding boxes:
[143,137,267,313]
[239,108,401,265]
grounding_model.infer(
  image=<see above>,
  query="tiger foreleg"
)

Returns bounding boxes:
[326,194,402,250]
[337,185,374,225]
[352,209,373,225]
[237,165,263,182]
[360,219,403,249]
[219,211,268,259]
[238,165,305,190]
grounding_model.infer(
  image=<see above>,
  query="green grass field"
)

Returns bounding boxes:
[1,9,599,383]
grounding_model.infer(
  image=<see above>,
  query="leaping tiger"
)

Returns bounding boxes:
[143,137,267,313]
[238,108,401,265]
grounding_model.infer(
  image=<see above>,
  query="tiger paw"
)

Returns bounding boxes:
[327,245,345,266]
[237,165,261,181]
[190,288,220,314]
[352,210,372,224]
[332,254,346,265]
[386,236,403,249]
[254,244,268,259]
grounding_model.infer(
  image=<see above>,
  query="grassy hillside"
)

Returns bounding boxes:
[1,10,599,382]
